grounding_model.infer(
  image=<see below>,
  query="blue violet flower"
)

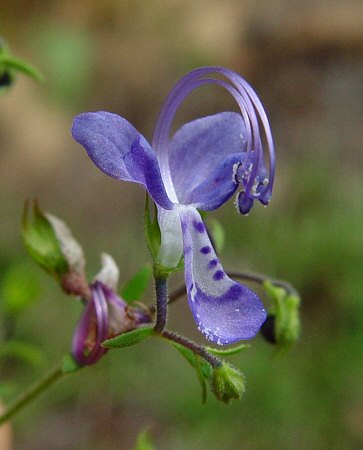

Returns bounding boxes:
[72,67,275,345]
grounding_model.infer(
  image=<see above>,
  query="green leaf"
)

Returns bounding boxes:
[121,265,152,303]
[62,353,82,373]
[205,343,250,356]
[0,262,41,315]
[171,342,213,380]
[144,194,161,261]
[0,55,43,81]
[102,326,154,349]
[135,429,156,450]
[194,355,208,404]
[0,341,45,369]
[22,200,69,278]
[171,342,213,402]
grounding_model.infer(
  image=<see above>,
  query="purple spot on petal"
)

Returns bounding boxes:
[208,259,218,269]
[213,270,225,281]
[188,283,194,292]
[193,221,205,233]
[200,246,211,254]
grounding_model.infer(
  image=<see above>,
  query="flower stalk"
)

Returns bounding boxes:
[0,364,64,426]
[153,276,168,333]
[161,329,222,368]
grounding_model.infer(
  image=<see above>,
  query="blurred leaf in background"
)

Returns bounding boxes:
[0,261,41,316]
[32,23,95,108]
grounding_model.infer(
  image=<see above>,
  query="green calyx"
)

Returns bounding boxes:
[210,363,245,403]
[263,281,301,349]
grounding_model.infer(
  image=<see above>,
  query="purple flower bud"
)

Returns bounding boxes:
[72,282,151,366]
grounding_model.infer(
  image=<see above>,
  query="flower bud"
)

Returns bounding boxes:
[261,281,300,349]
[22,201,90,298]
[22,201,69,278]
[210,363,245,403]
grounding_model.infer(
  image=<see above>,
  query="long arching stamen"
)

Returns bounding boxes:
[152,67,275,214]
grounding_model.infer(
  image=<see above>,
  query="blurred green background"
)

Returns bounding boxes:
[1,1,363,449]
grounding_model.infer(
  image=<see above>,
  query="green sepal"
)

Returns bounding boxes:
[121,265,152,303]
[144,194,161,262]
[102,326,154,349]
[22,200,69,279]
[62,353,82,373]
[263,281,301,349]
[210,363,245,403]
[0,341,46,369]
[205,343,250,356]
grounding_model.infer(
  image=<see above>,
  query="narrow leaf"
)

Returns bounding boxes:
[206,343,250,356]
[102,326,154,349]
[0,341,45,368]
[0,55,44,81]
[194,356,207,404]
[144,194,161,261]
[171,342,212,380]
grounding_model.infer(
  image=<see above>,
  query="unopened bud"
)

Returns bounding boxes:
[22,201,69,278]
[210,363,245,403]
[22,201,90,298]
[262,281,300,349]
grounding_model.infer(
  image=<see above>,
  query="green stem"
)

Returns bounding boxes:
[0,364,64,425]
[161,329,222,368]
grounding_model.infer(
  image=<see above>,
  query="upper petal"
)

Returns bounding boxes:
[72,112,173,209]
[169,112,246,209]
[178,206,266,344]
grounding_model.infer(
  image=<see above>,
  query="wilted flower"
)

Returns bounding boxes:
[72,66,275,345]
[72,254,151,366]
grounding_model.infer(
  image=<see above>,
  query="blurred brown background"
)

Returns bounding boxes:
[1,1,363,449]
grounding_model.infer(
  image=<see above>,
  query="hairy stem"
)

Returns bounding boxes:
[161,329,222,368]
[154,276,168,333]
[0,364,64,425]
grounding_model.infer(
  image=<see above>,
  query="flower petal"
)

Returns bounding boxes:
[72,282,108,365]
[168,112,245,209]
[72,112,173,209]
[178,206,266,344]
[152,67,275,214]
[157,207,183,268]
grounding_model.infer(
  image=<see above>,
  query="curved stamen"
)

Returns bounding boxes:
[152,67,275,215]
